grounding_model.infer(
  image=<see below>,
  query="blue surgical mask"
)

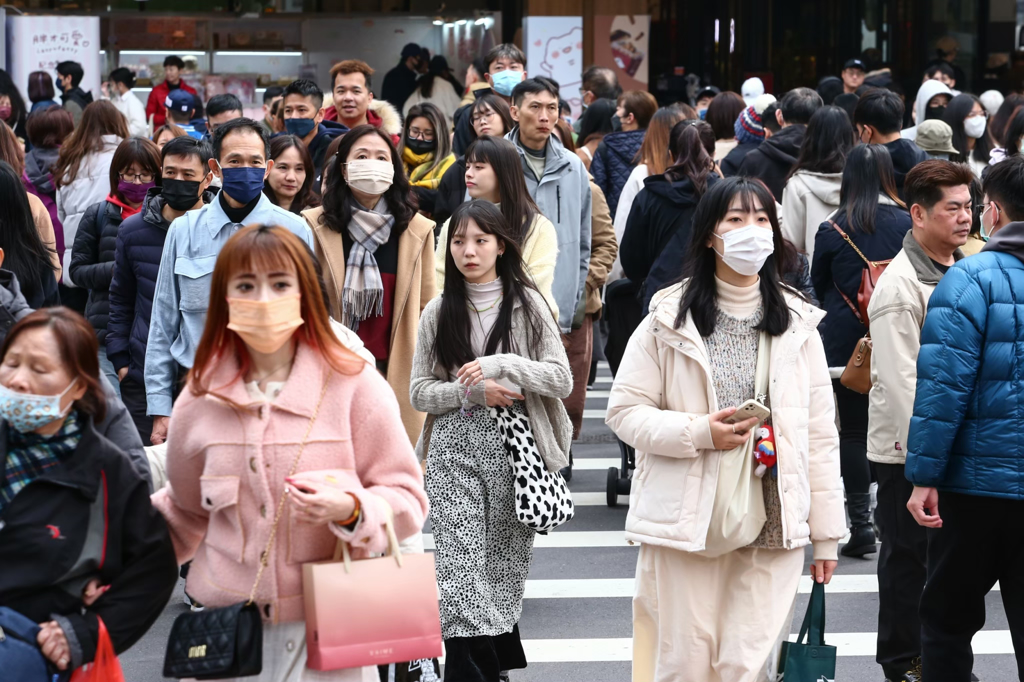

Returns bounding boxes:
[285,117,317,138]
[0,379,78,433]
[491,69,523,97]
[216,162,266,205]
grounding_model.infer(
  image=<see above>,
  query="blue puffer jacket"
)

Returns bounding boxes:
[591,129,645,219]
[106,188,213,385]
[906,221,1024,500]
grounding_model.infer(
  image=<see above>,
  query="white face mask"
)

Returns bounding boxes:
[345,159,394,195]
[713,225,775,277]
[964,116,987,139]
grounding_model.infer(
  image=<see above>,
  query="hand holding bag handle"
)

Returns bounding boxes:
[778,581,837,680]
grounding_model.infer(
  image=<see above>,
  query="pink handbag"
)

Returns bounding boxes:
[302,518,443,671]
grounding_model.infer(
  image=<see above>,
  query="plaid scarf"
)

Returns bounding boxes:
[343,198,395,331]
[0,410,82,514]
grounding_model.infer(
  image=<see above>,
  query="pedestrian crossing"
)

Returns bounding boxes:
[507,362,1020,681]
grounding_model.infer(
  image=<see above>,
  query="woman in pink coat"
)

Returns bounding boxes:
[152,224,429,682]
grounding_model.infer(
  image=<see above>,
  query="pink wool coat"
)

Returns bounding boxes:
[151,341,429,624]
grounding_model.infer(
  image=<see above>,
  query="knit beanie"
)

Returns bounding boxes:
[734,94,777,145]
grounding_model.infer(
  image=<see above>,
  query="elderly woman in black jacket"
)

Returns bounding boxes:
[0,307,176,675]
[69,137,161,399]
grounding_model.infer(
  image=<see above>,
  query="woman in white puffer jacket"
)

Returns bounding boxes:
[54,100,126,289]
[606,176,846,682]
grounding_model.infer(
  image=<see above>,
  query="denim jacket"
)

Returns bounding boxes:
[144,194,312,416]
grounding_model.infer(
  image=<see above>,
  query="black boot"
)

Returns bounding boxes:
[841,492,876,557]
[559,451,573,482]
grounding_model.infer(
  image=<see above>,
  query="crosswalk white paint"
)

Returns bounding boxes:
[584,409,608,419]
[585,390,611,398]
[573,458,620,470]
[591,377,613,386]
[424,530,862,550]
[522,575,1001,599]
[512,630,1016,661]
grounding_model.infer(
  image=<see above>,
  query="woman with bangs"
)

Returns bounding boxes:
[434,135,558,316]
[411,199,571,681]
[607,177,845,681]
[152,224,428,682]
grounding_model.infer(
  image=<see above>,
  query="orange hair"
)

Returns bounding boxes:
[189,224,363,402]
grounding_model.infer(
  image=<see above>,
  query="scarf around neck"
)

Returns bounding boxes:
[343,197,395,330]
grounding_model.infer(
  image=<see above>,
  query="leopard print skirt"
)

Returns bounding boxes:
[425,401,536,639]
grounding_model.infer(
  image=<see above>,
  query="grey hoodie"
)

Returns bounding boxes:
[901,79,953,142]
[506,128,592,332]
[781,170,843,259]
[23,147,60,195]
[983,220,1024,263]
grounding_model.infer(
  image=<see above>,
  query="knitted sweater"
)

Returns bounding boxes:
[410,287,573,471]
[703,277,784,549]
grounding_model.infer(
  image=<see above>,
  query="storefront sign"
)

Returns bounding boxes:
[524,16,584,118]
[594,15,651,92]
[6,15,101,99]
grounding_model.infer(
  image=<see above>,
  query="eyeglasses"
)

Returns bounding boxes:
[408,126,435,141]
[471,110,497,124]
[119,171,155,183]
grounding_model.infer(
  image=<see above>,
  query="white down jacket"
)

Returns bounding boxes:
[56,134,122,287]
[781,170,842,261]
[606,282,847,561]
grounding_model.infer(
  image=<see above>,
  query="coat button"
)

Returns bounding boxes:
[250,457,258,473]
[260,504,267,518]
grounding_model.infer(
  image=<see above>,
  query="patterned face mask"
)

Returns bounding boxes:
[0,379,78,433]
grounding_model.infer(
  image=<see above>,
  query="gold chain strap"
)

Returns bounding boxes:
[247,373,331,605]
[830,220,887,268]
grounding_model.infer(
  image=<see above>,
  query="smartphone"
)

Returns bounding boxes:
[722,399,771,425]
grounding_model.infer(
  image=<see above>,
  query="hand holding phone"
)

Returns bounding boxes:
[722,399,771,425]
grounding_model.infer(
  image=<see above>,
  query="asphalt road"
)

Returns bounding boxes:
[121,363,1020,681]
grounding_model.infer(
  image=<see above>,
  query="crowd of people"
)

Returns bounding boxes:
[0,35,1020,682]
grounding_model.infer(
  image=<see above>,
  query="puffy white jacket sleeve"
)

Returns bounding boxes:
[804,329,847,561]
[605,318,716,459]
[780,180,808,253]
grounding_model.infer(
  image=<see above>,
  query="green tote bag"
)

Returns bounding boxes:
[778,581,837,681]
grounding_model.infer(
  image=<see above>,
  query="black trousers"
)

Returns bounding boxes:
[119,375,153,447]
[920,492,1024,681]
[874,463,928,677]
[832,380,871,521]
[442,624,527,682]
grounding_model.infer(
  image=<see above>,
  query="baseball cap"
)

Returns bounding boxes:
[696,85,720,102]
[165,89,195,113]
[741,77,765,106]
[844,58,867,72]
[401,43,422,59]
[915,120,959,156]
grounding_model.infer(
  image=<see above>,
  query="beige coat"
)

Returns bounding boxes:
[780,170,842,260]
[26,192,61,280]
[586,180,618,316]
[867,231,963,464]
[606,282,846,560]
[301,207,437,445]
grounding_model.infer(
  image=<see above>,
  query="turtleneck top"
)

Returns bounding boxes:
[466,277,519,393]
[715,275,762,318]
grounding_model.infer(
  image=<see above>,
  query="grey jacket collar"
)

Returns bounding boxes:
[982,220,1024,264]
[902,230,965,285]
[506,128,572,181]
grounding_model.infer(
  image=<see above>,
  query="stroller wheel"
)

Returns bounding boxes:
[607,467,620,507]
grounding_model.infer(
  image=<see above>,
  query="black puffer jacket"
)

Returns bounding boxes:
[720,141,762,176]
[432,156,467,233]
[737,124,805,201]
[883,138,929,201]
[591,129,645,219]
[620,173,718,313]
[70,199,121,343]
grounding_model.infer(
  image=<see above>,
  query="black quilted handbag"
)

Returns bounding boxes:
[163,377,330,680]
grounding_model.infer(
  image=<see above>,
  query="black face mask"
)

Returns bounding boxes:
[406,137,437,155]
[162,178,203,212]
[925,105,947,121]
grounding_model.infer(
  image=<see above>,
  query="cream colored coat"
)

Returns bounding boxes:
[866,232,962,465]
[605,282,846,561]
[301,207,437,445]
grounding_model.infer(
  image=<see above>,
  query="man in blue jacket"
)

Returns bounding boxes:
[144,118,312,446]
[905,155,1024,679]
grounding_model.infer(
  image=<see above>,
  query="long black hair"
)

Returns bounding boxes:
[320,125,416,235]
[789,105,854,179]
[832,144,904,236]
[944,93,993,166]
[432,200,550,374]
[0,161,58,286]
[1004,108,1024,157]
[465,136,539,245]
[665,120,715,197]
[674,177,792,336]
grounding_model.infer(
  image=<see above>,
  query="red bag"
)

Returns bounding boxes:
[70,617,124,682]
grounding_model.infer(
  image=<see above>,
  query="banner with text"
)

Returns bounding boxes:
[6,15,102,104]
[524,16,584,119]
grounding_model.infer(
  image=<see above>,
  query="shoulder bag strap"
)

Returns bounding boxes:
[828,220,868,326]
[754,332,771,408]
[246,372,332,605]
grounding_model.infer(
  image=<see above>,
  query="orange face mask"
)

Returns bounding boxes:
[227,295,304,354]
